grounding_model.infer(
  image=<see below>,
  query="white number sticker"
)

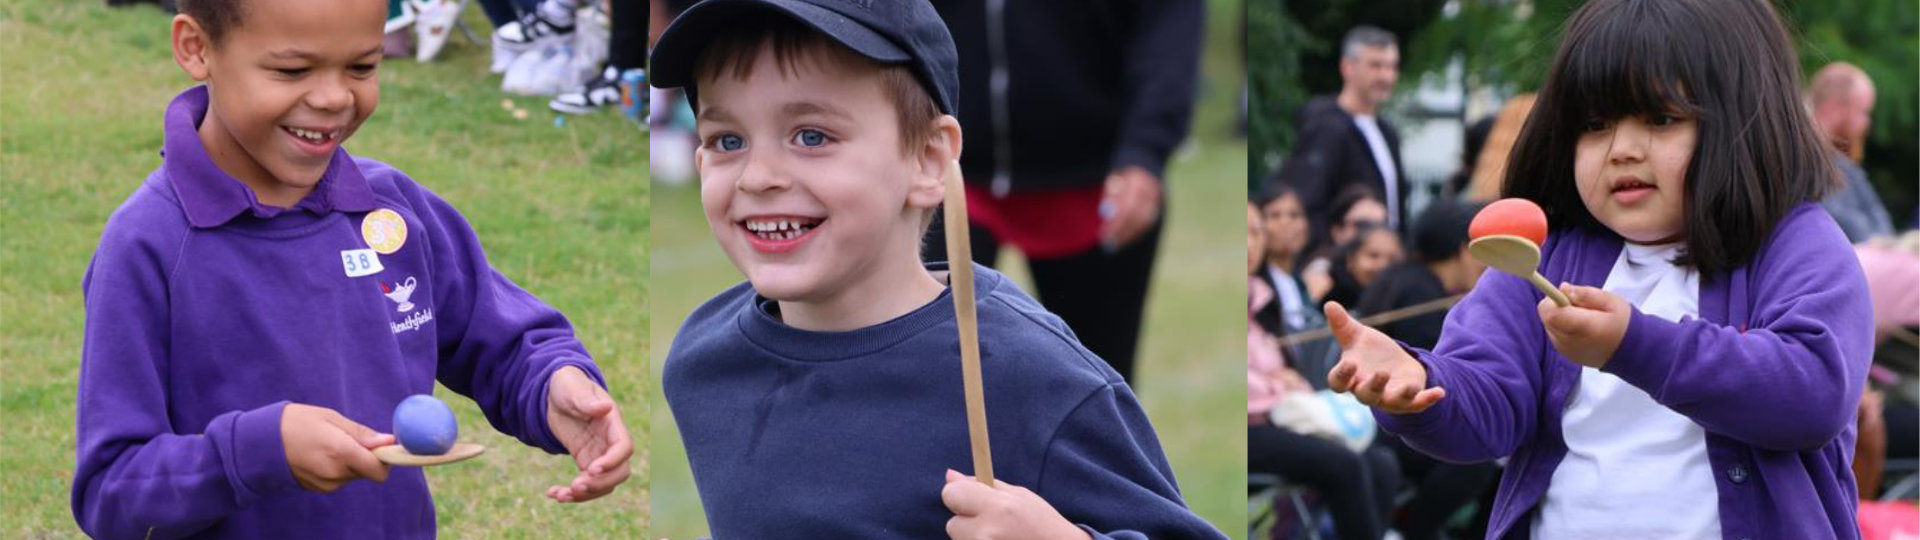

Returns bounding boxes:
[341,248,384,277]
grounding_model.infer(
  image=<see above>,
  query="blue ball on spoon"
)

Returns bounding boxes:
[393,394,459,456]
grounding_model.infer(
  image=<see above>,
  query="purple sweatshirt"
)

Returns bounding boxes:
[1378,203,1872,540]
[72,86,605,539]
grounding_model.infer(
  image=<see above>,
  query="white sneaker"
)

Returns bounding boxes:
[490,38,519,73]
[550,66,621,114]
[411,0,463,62]
[490,2,575,73]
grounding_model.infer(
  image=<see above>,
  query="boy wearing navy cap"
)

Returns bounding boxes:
[72,0,632,537]
[651,1,1224,538]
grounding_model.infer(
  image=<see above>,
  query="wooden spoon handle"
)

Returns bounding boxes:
[942,162,994,487]
[1527,272,1571,307]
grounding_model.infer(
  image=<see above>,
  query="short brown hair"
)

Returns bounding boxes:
[693,14,942,155]
[179,0,245,45]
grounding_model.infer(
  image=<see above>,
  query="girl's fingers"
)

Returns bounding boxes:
[1324,302,1362,349]
[1352,371,1386,405]
[1364,369,1391,396]
[1387,378,1422,404]
[1327,361,1358,392]
[1409,387,1447,411]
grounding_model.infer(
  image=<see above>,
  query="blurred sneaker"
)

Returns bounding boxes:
[491,1,575,54]
[411,0,463,62]
[550,67,622,114]
[490,41,518,74]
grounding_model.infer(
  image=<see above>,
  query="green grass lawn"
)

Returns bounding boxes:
[647,1,1250,537]
[0,1,650,537]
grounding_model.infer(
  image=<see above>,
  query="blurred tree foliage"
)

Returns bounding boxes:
[1254,0,1916,225]
[1248,0,1314,189]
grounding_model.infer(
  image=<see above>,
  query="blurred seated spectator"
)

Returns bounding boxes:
[1256,181,1342,388]
[1304,185,1391,301]
[1320,224,1400,309]
[1249,201,1400,540]
[1356,199,1502,540]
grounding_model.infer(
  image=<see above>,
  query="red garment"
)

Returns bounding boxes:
[963,182,1103,259]
[1857,499,1918,540]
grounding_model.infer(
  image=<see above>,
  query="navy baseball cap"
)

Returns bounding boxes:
[648,0,959,116]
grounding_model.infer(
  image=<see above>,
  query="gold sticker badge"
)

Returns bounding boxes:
[362,208,408,255]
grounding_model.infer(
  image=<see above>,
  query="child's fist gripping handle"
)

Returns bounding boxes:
[941,469,1091,540]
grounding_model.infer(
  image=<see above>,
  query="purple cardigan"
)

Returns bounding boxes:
[1378,203,1871,540]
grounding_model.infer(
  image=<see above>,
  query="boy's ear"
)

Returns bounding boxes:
[907,115,963,210]
[172,14,213,82]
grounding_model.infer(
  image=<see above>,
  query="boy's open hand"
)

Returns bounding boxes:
[281,403,394,492]
[1537,284,1630,368]
[544,366,633,503]
[941,470,1092,540]
[1325,302,1446,414]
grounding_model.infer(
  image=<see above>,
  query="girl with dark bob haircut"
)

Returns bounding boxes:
[1503,0,1837,278]
[1319,0,1874,537]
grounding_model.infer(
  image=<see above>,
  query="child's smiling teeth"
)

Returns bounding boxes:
[285,126,335,143]
[744,217,823,241]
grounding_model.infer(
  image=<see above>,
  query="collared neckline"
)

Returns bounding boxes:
[161,85,375,228]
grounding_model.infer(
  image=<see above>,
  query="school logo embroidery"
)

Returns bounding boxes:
[391,309,434,335]
[362,209,408,255]
[380,276,420,312]
[380,276,435,334]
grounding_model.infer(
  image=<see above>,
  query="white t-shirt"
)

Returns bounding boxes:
[1532,242,1721,539]
[1267,263,1307,330]
[1351,115,1399,229]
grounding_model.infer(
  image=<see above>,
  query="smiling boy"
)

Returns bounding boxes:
[71,0,631,537]
[651,1,1223,538]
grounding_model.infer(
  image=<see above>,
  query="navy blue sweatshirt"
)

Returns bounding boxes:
[664,263,1224,539]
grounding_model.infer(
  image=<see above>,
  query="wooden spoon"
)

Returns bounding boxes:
[373,443,486,467]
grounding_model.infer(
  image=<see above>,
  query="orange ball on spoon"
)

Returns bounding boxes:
[1468,198,1549,246]
[1467,198,1569,307]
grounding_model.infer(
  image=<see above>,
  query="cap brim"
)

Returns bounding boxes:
[649,0,912,91]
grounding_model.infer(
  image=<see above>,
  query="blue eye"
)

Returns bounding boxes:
[792,129,829,148]
[715,133,745,152]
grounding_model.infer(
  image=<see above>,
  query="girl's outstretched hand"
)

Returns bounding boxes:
[1325,302,1447,414]
[1537,283,1630,369]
